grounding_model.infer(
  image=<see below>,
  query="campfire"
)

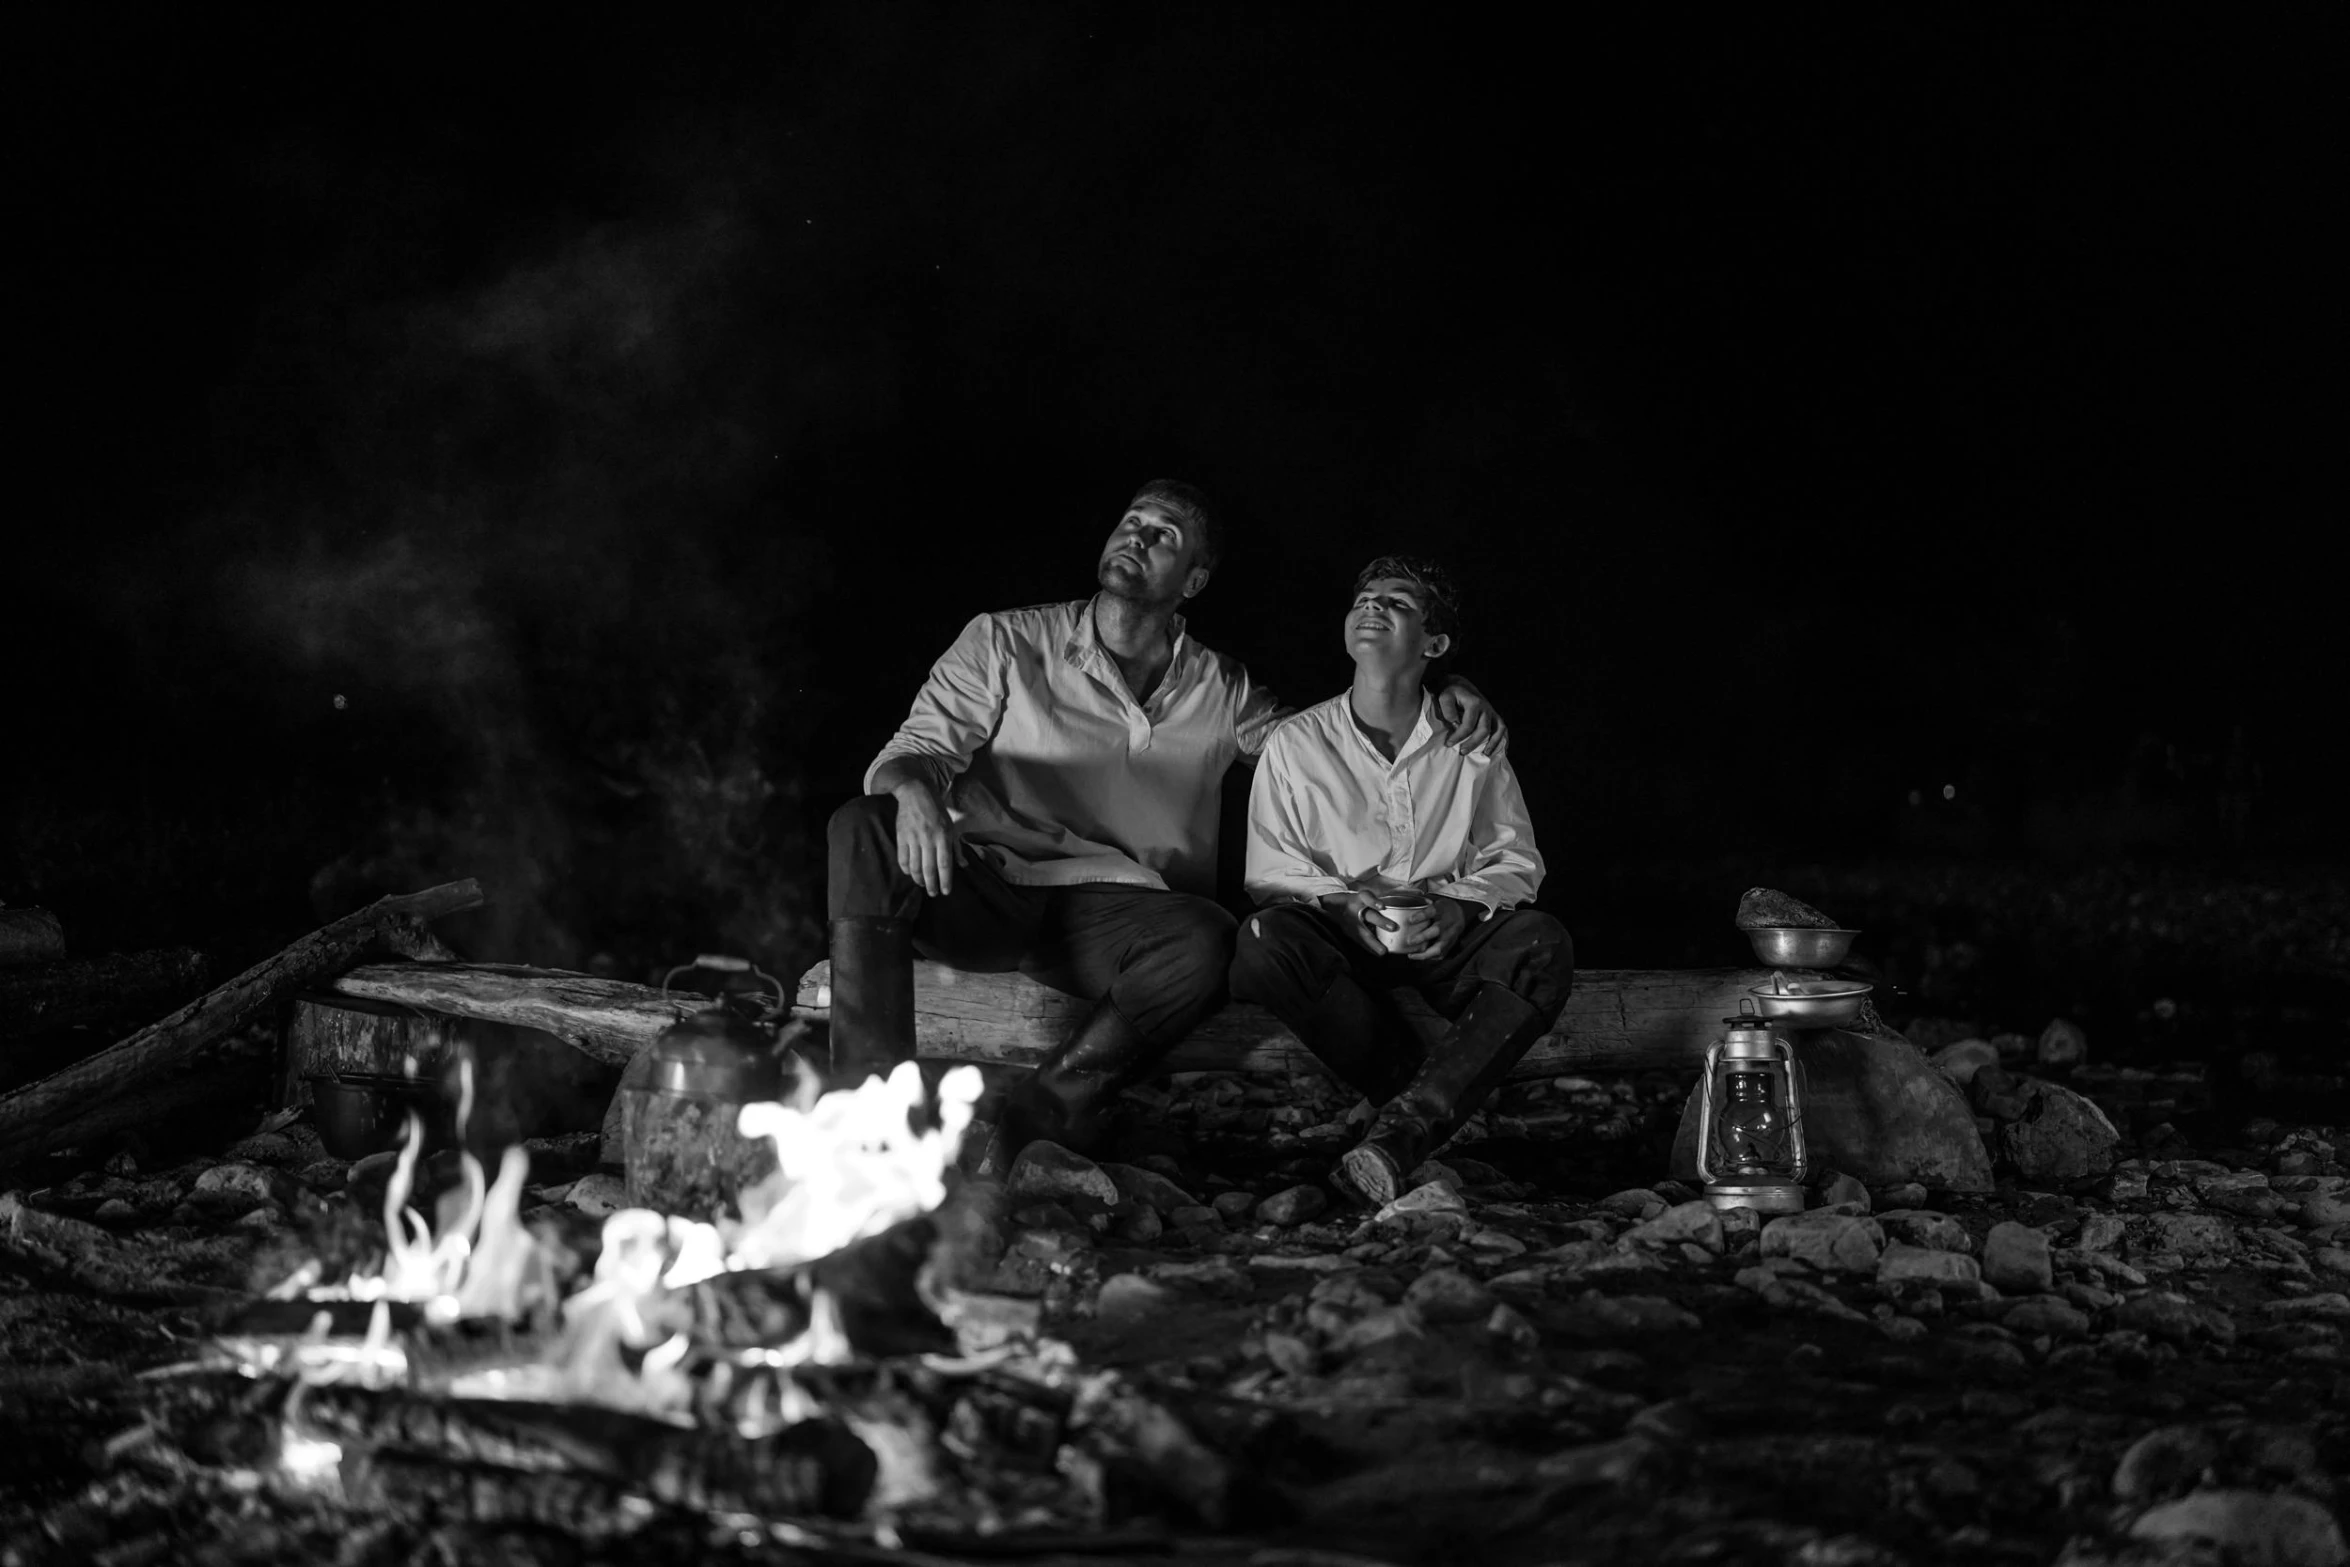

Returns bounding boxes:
[160,1055,1236,1551]
[8,881,2346,1564]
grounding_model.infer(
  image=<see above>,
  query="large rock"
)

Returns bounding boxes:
[189,1162,299,1215]
[2142,1212,2236,1263]
[1404,1268,1496,1323]
[2037,1019,2088,1068]
[1760,1212,1885,1273]
[1257,1185,1328,1227]
[1671,1028,1994,1191]
[1623,1200,1724,1254]
[2111,1425,2220,1503]
[1878,1210,1973,1253]
[2129,1491,2347,1567]
[1878,1244,1980,1289]
[1997,1080,2120,1183]
[1982,1222,2054,1293]
[1008,1142,1118,1208]
[1101,1162,1199,1216]
[2302,1192,2350,1230]
[1929,1039,2002,1085]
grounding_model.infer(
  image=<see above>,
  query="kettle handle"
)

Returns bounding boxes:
[661,954,788,1022]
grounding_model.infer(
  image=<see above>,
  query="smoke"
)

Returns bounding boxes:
[224,179,820,979]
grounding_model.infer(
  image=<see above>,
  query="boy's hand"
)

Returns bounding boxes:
[1320,890,1403,956]
[1433,678,1507,758]
[1398,897,1473,961]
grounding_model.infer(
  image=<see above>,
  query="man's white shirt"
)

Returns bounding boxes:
[1244,690,1543,918]
[863,598,1285,897]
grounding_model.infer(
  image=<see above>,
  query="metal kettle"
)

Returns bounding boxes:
[620,955,801,1220]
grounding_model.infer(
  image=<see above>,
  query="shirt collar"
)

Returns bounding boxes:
[1067,594,1191,681]
[1345,687,1436,762]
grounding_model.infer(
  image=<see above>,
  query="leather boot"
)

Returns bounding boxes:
[976,998,1159,1176]
[826,916,916,1087]
[1336,983,1550,1207]
[1288,975,1421,1106]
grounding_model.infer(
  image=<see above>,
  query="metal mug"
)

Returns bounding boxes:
[1373,892,1434,954]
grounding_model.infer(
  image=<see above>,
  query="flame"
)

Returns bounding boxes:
[722,1061,981,1274]
[297,1056,982,1422]
[310,1058,553,1326]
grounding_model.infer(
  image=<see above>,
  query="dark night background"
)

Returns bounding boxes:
[7,11,2341,1033]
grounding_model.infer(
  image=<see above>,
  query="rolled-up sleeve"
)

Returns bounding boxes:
[1231,671,1291,765]
[1243,737,1353,906]
[1429,756,1545,917]
[861,615,1009,796]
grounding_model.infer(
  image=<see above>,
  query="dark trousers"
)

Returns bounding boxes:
[1229,901,1574,1067]
[827,794,1234,1048]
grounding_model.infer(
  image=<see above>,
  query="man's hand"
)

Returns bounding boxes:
[1396,896,1474,962]
[1318,890,1403,956]
[1432,677,1507,758]
[889,778,966,897]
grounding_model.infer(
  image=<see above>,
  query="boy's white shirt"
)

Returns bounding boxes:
[1243,688,1543,919]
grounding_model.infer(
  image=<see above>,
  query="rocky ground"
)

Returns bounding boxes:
[2,1022,2347,1565]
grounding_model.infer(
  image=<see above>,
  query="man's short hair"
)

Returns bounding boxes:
[1129,479,1223,572]
[1352,554,1461,645]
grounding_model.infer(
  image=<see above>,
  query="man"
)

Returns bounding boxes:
[827,482,1506,1172]
[1230,555,1570,1205]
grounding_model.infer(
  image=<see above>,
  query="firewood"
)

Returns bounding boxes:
[0,948,207,1052]
[660,1216,956,1359]
[328,962,705,1067]
[0,880,482,1169]
[291,1383,879,1518]
[0,1191,246,1306]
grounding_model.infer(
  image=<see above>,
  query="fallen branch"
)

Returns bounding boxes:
[329,962,703,1067]
[0,948,209,1047]
[0,1192,246,1307]
[0,879,483,1168]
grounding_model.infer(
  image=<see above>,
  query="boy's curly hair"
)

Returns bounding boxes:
[1352,554,1461,647]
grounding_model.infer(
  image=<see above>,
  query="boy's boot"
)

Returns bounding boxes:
[1336,983,1549,1206]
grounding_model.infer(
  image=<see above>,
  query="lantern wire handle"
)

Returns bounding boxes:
[1694,1043,1722,1185]
[1784,1047,1810,1180]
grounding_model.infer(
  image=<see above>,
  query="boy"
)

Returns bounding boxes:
[1230,556,1571,1203]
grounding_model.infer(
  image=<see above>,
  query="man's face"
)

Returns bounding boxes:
[1097,501,1210,606]
[1346,576,1450,672]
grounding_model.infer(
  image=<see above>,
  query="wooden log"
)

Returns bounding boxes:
[0,1192,247,1306]
[329,963,704,1068]
[8,1034,279,1163]
[795,960,1781,1078]
[280,993,452,1109]
[0,907,65,967]
[0,879,483,1169]
[291,1383,879,1520]
[0,948,209,1048]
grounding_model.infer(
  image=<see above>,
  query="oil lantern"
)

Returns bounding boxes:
[620,955,805,1222]
[1694,1001,1810,1214]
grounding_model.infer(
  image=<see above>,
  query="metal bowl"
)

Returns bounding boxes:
[307,1072,450,1160]
[1744,927,1861,968]
[1745,978,1873,1030]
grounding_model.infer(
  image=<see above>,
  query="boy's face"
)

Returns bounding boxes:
[1346,575,1451,673]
